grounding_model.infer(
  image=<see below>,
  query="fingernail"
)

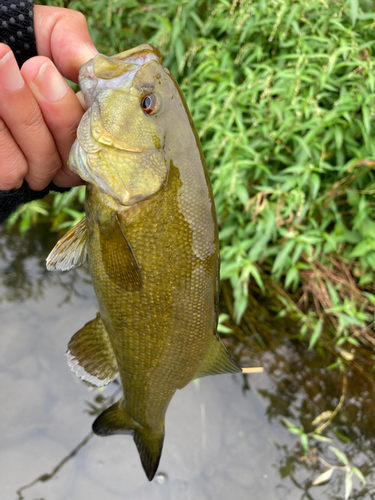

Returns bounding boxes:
[77,43,98,64]
[75,90,88,111]
[33,61,69,102]
[87,43,98,55]
[0,51,24,91]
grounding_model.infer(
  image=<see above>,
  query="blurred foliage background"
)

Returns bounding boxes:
[21,0,375,368]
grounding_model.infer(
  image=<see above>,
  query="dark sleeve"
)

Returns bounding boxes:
[0,0,37,66]
[0,0,71,223]
[0,181,70,224]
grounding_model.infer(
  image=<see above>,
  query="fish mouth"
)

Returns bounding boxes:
[112,43,162,65]
[79,44,162,108]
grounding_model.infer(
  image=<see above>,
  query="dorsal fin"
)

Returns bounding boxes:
[66,313,118,387]
[46,217,87,271]
[99,212,142,291]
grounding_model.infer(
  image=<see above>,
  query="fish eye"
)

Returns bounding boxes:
[141,93,156,115]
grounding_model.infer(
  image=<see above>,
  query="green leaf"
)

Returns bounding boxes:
[363,292,375,305]
[329,446,349,465]
[345,470,353,500]
[272,240,295,274]
[282,418,296,429]
[219,226,237,240]
[235,184,249,206]
[300,433,309,453]
[333,429,353,444]
[327,282,340,306]
[350,240,369,258]
[282,418,302,434]
[362,105,371,135]
[189,11,204,30]
[334,126,343,149]
[233,293,248,325]
[310,173,321,200]
[249,264,265,293]
[349,0,358,27]
[175,37,184,69]
[309,319,323,350]
[217,313,233,334]
[285,266,299,289]
[310,434,333,443]
[352,466,366,485]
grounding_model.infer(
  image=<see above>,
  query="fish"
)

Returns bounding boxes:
[46,43,242,481]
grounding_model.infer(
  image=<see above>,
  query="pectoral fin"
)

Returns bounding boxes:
[99,212,142,291]
[66,313,118,387]
[193,336,242,379]
[46,217,87,271]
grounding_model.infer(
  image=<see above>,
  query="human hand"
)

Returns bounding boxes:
[0,5,97,191]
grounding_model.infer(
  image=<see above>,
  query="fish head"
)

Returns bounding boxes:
[69,44,184,207]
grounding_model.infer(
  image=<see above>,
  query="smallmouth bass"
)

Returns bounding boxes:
[47,44,241,481]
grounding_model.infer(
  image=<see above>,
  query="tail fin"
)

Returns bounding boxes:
[92,401,133,436]
[134,426,165,481]
[92,401,164,481]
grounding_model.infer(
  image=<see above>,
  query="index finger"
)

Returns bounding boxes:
[33,5,97,83]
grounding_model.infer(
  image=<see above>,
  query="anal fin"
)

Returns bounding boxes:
[67,313,118,387]
[46,217,87,271]
[194,336,242,379]
[99,212,142,291]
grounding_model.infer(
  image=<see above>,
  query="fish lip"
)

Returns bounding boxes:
[79,59,139,108]
[112,43,162,64]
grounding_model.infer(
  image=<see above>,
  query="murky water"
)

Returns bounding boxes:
[1,225,375,500]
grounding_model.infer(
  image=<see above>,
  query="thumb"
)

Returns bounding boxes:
[33,5,97,83]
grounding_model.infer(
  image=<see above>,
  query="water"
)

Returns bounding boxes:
[1,225,374,500]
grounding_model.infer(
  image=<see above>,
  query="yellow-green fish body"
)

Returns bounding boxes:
[47,44,241,480]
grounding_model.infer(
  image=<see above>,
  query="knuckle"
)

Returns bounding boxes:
[32,151,62,182]
[3,163,27,189]
[64,115,80,142]
[22,106,45,135]
[0,151,28,190]
[0,120,27,188]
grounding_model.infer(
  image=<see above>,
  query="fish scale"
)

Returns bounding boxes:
[87,162,211,401]
[46,44,241,481]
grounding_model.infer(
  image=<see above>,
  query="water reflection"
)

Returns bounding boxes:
[1,224,375,499]
[252,338,375,499]
[16,431,94,500]
[0,224,91,304]
[16,388,121,500]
